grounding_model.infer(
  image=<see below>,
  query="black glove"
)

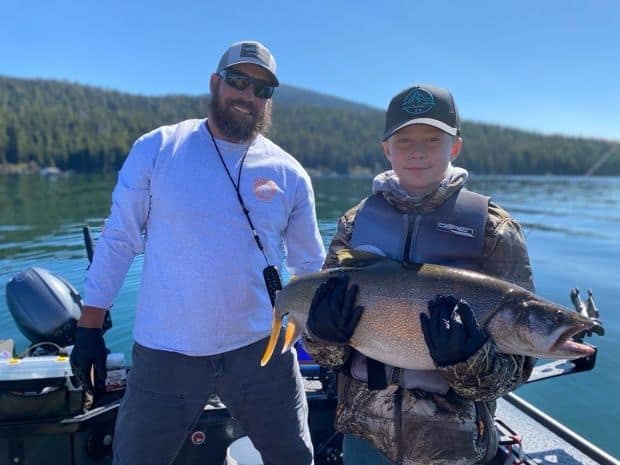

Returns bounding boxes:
[70,327,108,397]
[420,295,488,367]
[306,274,364,344]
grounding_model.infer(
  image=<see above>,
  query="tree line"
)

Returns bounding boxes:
[1,76,618,175]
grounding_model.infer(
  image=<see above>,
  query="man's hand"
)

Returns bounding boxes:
[70,327,108,397]
[420,295,488,367]
[306,275,364,344]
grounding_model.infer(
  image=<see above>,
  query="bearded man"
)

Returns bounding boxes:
[70,40,325,465]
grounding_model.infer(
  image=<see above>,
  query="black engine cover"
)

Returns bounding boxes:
[6,267,82,346]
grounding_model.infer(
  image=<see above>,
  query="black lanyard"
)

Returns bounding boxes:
[205,122,282,304]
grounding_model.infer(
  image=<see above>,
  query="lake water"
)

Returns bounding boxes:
[1,173,619,457]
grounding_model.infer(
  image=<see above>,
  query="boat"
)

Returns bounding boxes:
[1,230,618,465]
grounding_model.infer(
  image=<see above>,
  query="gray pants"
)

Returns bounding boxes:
[112,337,314,465]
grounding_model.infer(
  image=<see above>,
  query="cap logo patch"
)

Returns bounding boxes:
[240,43,269,66]
[402,88,434,115]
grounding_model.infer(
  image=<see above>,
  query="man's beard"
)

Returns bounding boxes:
[208,86,272,142]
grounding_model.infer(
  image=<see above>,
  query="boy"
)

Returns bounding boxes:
[303,84,535,465]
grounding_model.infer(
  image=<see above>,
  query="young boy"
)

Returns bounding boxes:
[303,84,535,465]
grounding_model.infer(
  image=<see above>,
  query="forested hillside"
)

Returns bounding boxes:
[1,76,618,175]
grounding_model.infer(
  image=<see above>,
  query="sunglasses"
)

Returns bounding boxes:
[217,70,275,99]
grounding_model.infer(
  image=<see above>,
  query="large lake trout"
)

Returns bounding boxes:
[261,252,603,369]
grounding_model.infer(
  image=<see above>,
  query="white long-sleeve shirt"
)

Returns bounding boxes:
[85,119,325,355]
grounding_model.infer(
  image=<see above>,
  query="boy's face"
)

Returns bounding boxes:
[382,124,462,196]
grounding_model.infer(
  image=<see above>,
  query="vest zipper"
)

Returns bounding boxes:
[402,214,421,261]
[394,385,404,464]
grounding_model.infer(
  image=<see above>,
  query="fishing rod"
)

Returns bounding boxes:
[81,224,113,331]
[584,148,617,177]
[82,225,94,265]
[524,145,619,238]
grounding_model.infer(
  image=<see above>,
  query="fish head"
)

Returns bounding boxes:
[486,290,604,360]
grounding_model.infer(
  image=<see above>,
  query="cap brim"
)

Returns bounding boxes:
[382,118,458,141]
[224,61,279,86]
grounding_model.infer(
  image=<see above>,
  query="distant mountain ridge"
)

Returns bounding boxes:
[274,84,379,111]
[1,75,618,175]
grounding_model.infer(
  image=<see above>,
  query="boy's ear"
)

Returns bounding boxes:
[381,141,392,162]
[450,137,463,161]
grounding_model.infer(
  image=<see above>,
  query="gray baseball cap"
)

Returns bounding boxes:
[216,41,279,86]
[382,84,460,140]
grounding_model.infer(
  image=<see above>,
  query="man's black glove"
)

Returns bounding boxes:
[420,295,488,367]
[306,274,364,344]
[70,327,108,397]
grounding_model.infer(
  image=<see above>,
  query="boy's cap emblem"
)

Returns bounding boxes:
[401,88,435,115]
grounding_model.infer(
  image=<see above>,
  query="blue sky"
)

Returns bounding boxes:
[2,0,619,141]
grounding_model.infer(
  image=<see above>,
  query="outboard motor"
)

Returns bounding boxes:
[6,267,82,346]
[5,267,110,347]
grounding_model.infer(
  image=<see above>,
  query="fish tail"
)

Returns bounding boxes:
[282,318,298,354]
[260,314,282,367]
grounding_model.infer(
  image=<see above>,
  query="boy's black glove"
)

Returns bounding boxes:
[420,295,488,367]
[70,327,108,397]
[306,274,364,344]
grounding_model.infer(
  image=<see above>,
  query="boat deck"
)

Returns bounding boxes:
[2,369,618,465]
[496,395,618,465]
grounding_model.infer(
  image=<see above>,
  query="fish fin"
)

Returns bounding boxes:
[336,248,387,267]
[282,318,298,353]
[402,261,424,271]
[260,314,282,367]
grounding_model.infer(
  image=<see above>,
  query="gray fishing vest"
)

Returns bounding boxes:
[349,188,489,392]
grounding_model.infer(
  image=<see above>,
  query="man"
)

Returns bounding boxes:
[70,40,325,465]
[303,84,535,464]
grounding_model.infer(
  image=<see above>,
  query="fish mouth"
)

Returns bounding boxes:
[552,337,595,358]
[551,319,604,357]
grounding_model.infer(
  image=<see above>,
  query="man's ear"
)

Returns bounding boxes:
[450,137,463,161]
[209,74,218,95]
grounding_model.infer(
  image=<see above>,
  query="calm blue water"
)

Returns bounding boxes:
[1,173,619,456]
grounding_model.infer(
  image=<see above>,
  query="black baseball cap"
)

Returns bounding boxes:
[382,84,460,140]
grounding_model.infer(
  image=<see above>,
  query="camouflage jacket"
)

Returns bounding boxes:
[302,168,536,465]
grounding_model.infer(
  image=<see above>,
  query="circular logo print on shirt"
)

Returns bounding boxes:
[191,430,206,445]
[254,178,279,201]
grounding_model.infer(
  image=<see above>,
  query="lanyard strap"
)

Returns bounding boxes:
[206,123,270,266]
